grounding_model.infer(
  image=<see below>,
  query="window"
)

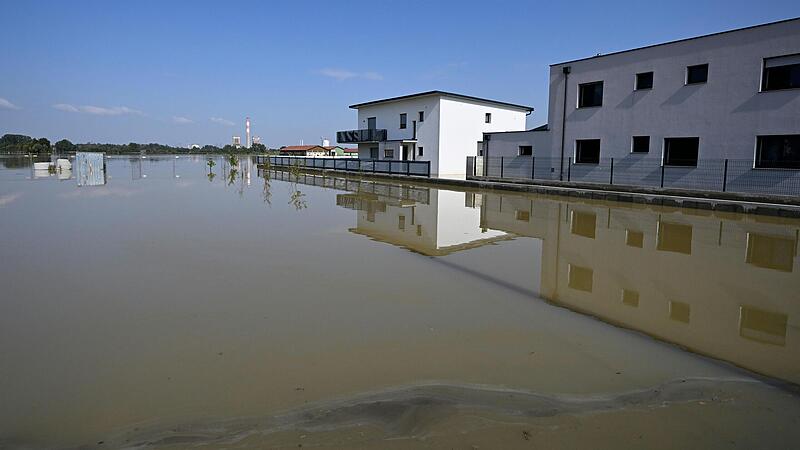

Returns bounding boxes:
[369,147,378,159]
[631,136,650,153]
[515,210,530,222]
[570,210,596,239]
[669,301,691,324]
[399,113,407,129]
[686,64,708,84]
[418,111,424,122]
[568,264,593,292]
[477,141,484,156]
[485,113,492,123]
[578,81,603,107]
[762,54,800,91]
[519,145,532,156]
[626,229,644,248]
[621,289,639,307]
[745,232,795,272]
[739,306,788,346]
[384,149,394,159]
[575,139,600,164]
[657,221,693,255]
[664,137,699,166]
[755,135,800,169]
[418,146,424,157]
[398,215,405,230]
[367,117,376,130]
[635,71,653,90]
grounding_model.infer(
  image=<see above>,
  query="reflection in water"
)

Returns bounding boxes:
[74,152,106,186]
[266,171,799,385]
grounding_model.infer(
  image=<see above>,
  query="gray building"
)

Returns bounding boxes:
[483,17,800,192]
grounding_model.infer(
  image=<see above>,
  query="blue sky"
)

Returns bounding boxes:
[0,0,797,148]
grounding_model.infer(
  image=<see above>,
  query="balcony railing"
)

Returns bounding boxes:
[337,128,387,143]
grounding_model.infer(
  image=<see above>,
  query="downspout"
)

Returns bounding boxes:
[559,66,571,181]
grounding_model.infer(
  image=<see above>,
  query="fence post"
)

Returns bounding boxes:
[567,157,572,182]
[500,156,504,178]
[406,161,410,176]
[531,156,536,179]
[722,159,729,192]
[609,158,614,185]
[660,163,665,188]
[373,159,376,173]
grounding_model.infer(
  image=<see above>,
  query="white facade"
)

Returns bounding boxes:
[341,91,531,177]
[485,18,800,177]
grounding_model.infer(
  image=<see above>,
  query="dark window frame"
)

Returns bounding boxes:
[399,113,407,129]
[418,146,424,157]
[761,54,800,92]
[418,111,424,122]
[578,81,604,108]
[686,64,708,85]
[384,148,394,159]
[519,145,533,156]
[663,137,699,167]
[367,117,377,130]
[485,112,492,123]
[755,135,800,169]
[631,136,650,153]
[635,72,653,90]
[575,139,601,164]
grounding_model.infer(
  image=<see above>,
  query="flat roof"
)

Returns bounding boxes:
[349,90,533,112]
[551,16,800,66]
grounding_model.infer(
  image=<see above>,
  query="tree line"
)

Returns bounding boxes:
[0,134,269,154]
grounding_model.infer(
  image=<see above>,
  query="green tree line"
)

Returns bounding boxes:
[0,134,270,154]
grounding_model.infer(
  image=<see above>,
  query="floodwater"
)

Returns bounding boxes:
[0,155,798,449]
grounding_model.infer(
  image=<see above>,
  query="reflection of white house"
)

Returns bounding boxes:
[337,91,532,178]
[340,188,510,256]
[485,17,800,177]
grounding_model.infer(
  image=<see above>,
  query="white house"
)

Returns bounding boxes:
[484,17,800,182]
[337,91,532,177]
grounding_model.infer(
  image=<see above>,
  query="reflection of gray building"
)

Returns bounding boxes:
[478,192,799,383]
[75,152,106,187]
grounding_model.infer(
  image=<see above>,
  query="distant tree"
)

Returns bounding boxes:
[250,142,267,153]
[54,139,76,153]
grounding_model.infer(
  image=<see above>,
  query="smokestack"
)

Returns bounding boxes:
[246,117,251,149]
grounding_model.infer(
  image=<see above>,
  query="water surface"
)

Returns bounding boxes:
[1,155,798,449]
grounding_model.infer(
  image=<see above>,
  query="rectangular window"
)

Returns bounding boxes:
[518,145,532,156]
[515,210,530,222]
[369,147,379,159]
[669,301,691,324]
[418,111,424,122]
[762,54,800,91]
[418,146,423,157]
[384,149,394,159]
[657,221,693,255]
[664,137,699,166]
[745,232,795,272]
[398,215,405,230]
[575,139,600,164]
[631,136,650,153]
[568,264,593,292]
[485,113,492,123]
[367,117,376,130]
[578,81,603,107]
[755,135,800,169]
[477,141,484,156]
[621,289,639,307]
[399,113,407,129]
[626,229,644,248]
[635,72,653,90]
[686,64,708,84]
[570,210,596,239]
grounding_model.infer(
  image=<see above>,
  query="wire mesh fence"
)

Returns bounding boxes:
[259,156,431,177]
[467,156,800,197]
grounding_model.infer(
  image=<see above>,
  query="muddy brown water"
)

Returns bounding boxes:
[0,155,798,449]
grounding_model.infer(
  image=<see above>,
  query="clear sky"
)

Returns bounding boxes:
[0,0,797,148]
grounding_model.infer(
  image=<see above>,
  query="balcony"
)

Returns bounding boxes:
[337,128,387,143]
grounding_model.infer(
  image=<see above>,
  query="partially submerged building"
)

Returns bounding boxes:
[485,17,800,182]
[337,91,532,177]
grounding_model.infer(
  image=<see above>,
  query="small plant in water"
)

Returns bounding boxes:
[207,158,216,173]
[228,154,238,168]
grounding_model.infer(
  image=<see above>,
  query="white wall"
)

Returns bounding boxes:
[485,130,551,158]
[355,96,440,163]
[545,18,800,164]
[438,97,528,176]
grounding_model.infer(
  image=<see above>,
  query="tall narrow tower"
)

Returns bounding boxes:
[245,117,251,149]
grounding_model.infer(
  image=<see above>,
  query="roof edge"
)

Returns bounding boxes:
[349,90,533,112]
[550,16,800,67]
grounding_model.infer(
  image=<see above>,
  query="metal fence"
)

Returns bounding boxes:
[258,156,431,178]
[467,156,800,197]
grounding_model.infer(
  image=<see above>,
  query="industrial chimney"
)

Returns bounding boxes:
[245,117,251,149]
